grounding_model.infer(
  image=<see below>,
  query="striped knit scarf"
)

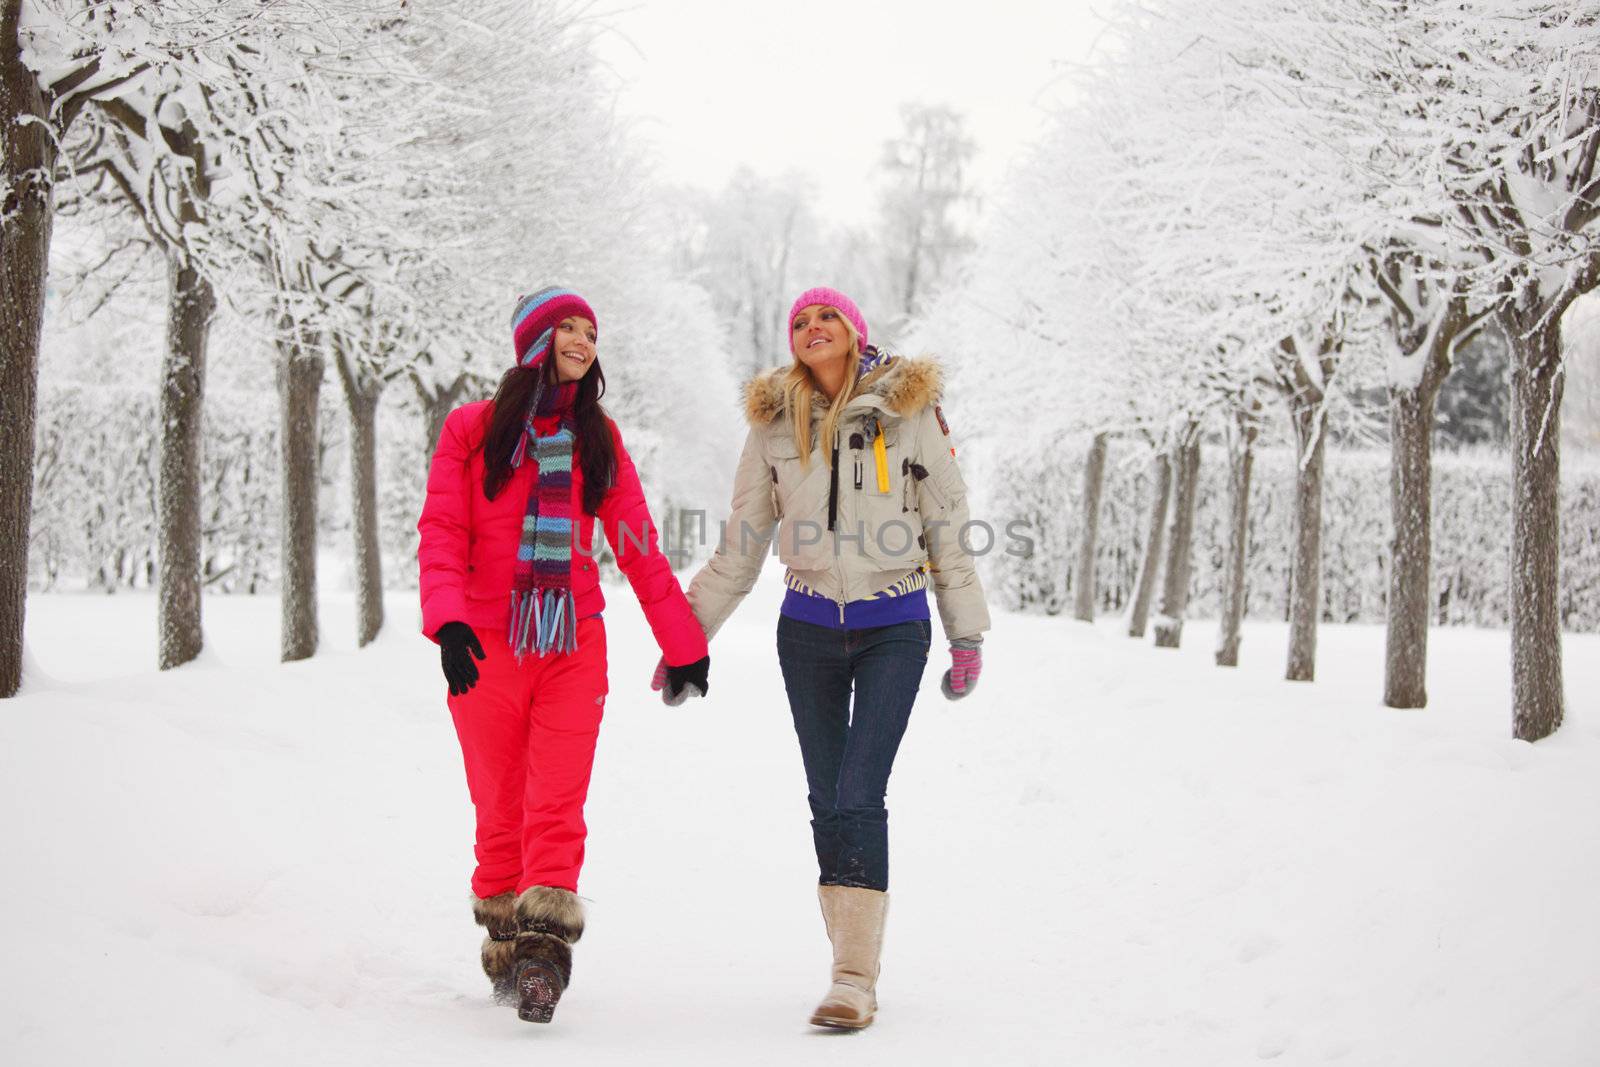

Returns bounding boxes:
[508,380,580,658]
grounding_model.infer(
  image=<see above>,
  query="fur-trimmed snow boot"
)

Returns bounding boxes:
[512,886,585,1023]
[809,884,889,1030]
[472,892,519,1004]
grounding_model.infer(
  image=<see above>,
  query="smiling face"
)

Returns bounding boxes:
[552,315,598,383]
[791,304,854,371]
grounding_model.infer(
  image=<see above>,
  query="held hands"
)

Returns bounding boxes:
[436,621,486,696]
[650,654,711,706]
[940,642,983,700]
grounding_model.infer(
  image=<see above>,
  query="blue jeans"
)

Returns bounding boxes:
[776,614,932,891]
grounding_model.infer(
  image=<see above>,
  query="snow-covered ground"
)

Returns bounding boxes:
[4,575,1598,1066]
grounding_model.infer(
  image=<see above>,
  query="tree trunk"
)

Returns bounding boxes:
[341,367,384,648]
[1506,315,1565,741]
[1073,432,1109,622]
[1384,383,1437,707]
[156,254,214,670]
[279,342,324,662]
[0,15,50,698]
[1128,451,1171,638]
[1377,281,1479,710]
[1286,404,1327,682]
[1215,412,1258,667]
[1153,436,1200,649]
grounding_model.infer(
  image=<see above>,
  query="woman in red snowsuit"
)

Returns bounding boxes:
[417,287,710,1023]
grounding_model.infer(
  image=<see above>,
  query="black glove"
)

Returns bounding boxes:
[436,621,486,696]
[663,655,710,705]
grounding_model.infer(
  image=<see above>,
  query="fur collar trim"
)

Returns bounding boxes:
[743,355,943,426]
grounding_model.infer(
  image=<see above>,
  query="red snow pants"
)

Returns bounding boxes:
[448,616,609,897]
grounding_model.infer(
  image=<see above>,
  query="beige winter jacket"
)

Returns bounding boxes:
[686,356,991,643]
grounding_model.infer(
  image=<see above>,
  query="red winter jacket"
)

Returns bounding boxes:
[417,400,708,668]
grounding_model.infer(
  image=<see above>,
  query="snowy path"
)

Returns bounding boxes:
[4,578,1598,1066]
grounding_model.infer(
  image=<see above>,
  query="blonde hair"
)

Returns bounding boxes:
[782,312,863,468]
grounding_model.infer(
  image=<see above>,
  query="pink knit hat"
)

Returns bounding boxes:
[788,287,868,350]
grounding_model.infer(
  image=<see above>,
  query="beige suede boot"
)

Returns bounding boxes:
[809,885,889,1030]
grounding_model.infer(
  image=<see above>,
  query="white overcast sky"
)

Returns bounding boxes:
[592,0,1110,224]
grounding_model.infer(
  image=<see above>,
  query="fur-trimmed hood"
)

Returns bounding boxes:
[742,355,943,426]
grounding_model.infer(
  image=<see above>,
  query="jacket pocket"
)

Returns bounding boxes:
[858,497,924,570]
[767,431,826,566]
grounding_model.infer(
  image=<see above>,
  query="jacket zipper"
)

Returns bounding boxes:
[826,438,840,532]
[830,427,848,623]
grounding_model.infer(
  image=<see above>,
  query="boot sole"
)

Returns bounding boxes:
[516,964,564,1023]
[809,1011,874,1030]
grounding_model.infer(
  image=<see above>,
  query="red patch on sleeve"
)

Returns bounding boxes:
[934,404,951,436]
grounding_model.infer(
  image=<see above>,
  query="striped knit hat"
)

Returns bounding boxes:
[510,287,597,369]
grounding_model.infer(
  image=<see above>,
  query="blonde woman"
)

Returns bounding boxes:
[684,286,989,1029]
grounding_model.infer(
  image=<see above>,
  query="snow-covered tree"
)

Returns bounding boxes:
[902,86,1198,627]
[679,169,826,378]
[350,1,742,588]
[222,0,658,657]
[982,0,1596,734]
[1069,1,1375,667]
[2,0,383,690]
[4,1,176,693]
[877,103,978,325]
[1416,2,1600,740]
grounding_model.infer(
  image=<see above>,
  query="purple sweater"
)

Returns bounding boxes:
[778,568,931,631]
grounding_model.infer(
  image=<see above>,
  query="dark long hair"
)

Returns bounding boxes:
[479,358,615,515]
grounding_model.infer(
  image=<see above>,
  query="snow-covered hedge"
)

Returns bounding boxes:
[983,441,1600,632]
[34,385,1600,632]
[26,384,388,594]
[25,382,670,596]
